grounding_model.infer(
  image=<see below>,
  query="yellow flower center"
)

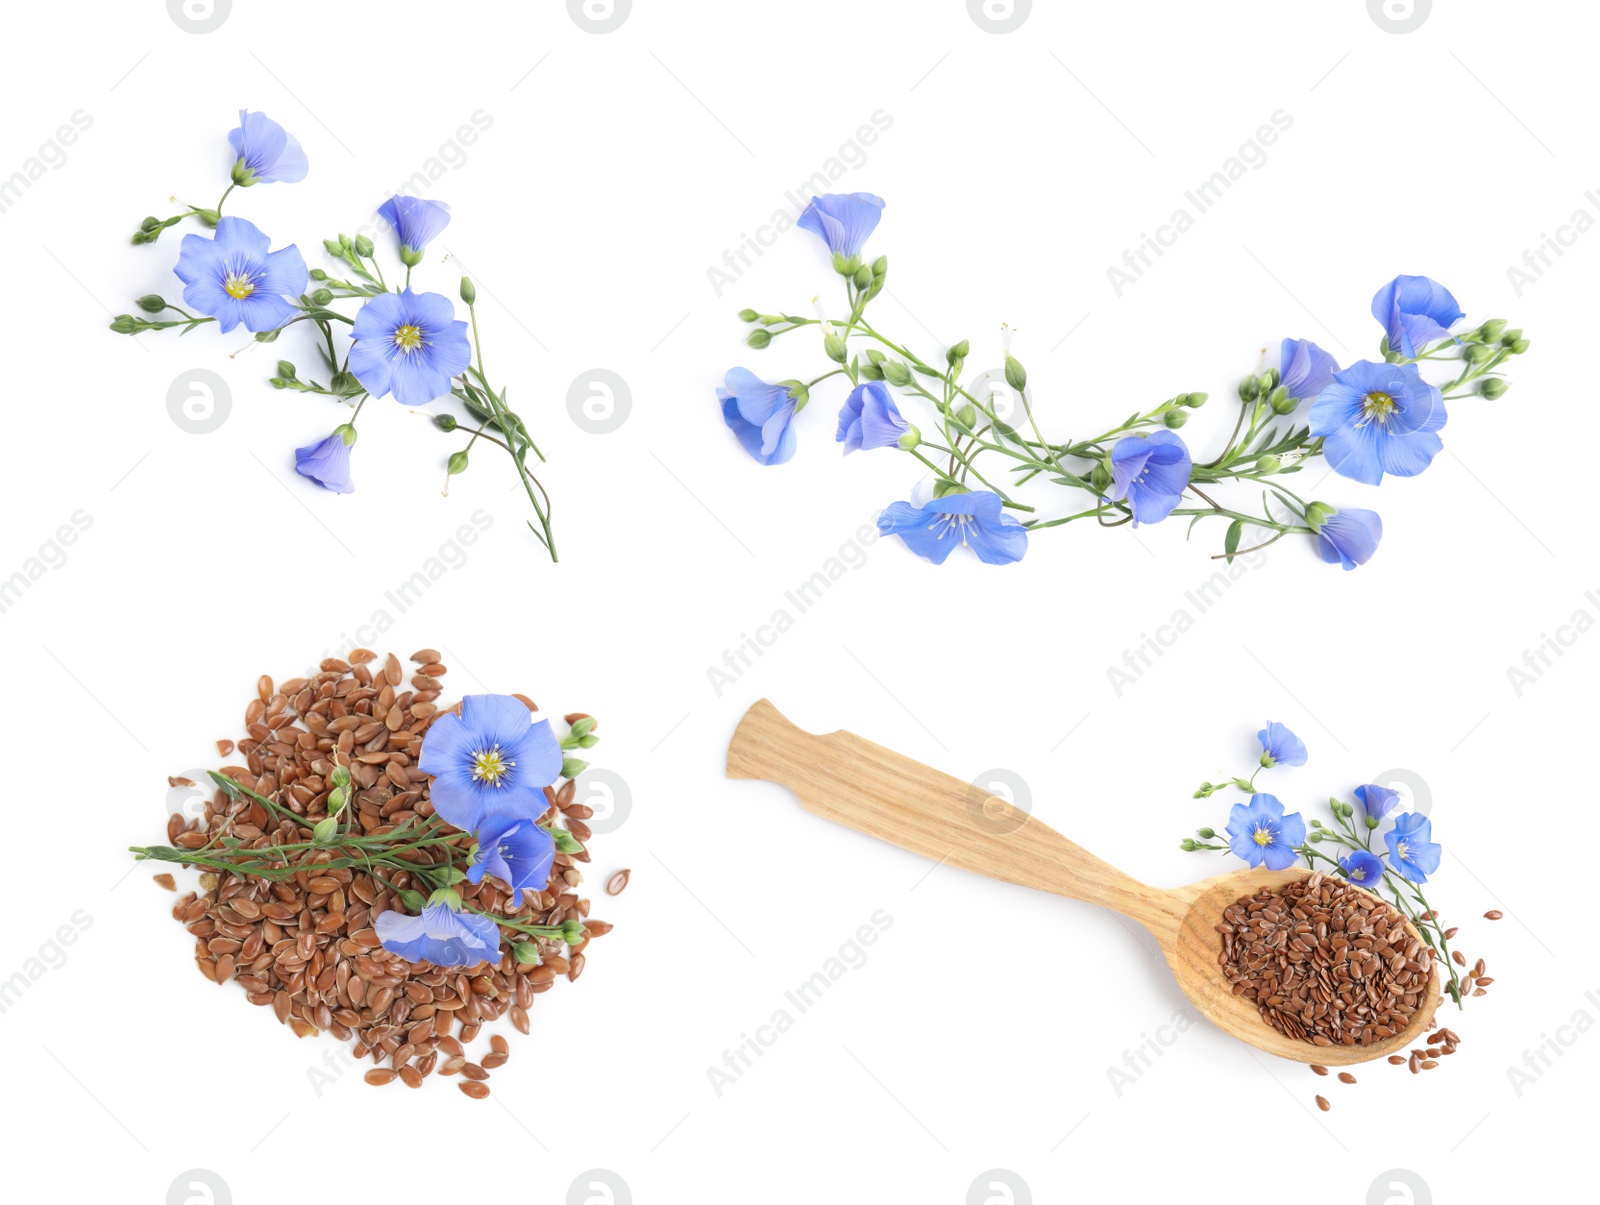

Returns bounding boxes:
[1395,840,1410,860]
[1253,826,1273,847]
[471,745,514,787]
[393,323,424,353]
[1361,391,1397,424]
[223,270,256,300]
[1350,866,1367,881]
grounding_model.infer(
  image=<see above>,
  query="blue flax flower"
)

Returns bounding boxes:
[294,425,356,494]
[377,195,451,264]
[468,815,556,909]
[718,368,802,466]
[1339,849,1386,888]
[376,888,501,968]
[1306,504,1383,571]
[878,490,1027,566]
[837,381,910,453]
[1354,784,1400,822]
[797,192,886,260]
[227,110,308,185]
[348,289,472,406]
[1372,275,1463,359]
[1225,793,1306,871]
[1309,361,1445,485]
[1106,430,1191,525]
[173,216,306,334]
[1384,812,1441,884]
[1279,337,1339,402]
[1257,722,1308,769]
[417,694,562,832]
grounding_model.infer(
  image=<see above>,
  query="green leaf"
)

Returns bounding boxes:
[1224,519,1243,564]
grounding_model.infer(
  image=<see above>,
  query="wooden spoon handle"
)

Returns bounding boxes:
[727,700,1175,931]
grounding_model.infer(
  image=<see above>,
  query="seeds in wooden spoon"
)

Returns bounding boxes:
[1216,871,1433,1049]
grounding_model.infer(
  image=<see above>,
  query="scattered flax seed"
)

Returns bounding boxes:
[1484,910,1503,920]
[155,650,610,1093]
[1387,1055,1406,1065]
[153,873,176,891]
[1338,1072,1356,1084]
[606,869,630,896]
[1311,1065,1329,1076]
[1315,1095,1330,1112]
[1452,950,1467,966]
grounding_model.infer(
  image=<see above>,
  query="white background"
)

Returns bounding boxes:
[1,1,1592,1202]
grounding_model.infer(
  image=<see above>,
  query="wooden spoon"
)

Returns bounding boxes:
[726,699,1439,1066]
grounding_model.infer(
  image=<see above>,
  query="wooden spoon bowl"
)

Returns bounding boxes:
[727,700,1439,1066]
